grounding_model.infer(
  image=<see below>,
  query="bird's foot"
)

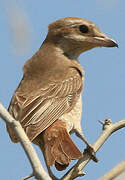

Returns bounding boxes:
[84,145,98,162]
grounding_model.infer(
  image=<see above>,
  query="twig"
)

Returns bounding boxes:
[0,103,51,180]
[61,118,125,180]
[22,173,34,180]
[98,160,125,180]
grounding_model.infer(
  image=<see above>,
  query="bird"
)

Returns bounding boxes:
[7,17,118,174]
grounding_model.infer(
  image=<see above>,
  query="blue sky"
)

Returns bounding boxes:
[0,0,125,180]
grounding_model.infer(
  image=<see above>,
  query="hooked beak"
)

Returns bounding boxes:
[93,33,118,48]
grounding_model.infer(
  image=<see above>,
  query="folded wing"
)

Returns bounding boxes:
[7,67,83,142]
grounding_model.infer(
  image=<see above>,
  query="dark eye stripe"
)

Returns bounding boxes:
[79,25,89,33]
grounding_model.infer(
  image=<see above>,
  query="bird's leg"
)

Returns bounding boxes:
[75,130,98,162]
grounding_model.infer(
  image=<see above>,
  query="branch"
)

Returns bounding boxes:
[1,101,125,180]
[98,160,125,180]
[0,103,51,180]
[61,118,125,180]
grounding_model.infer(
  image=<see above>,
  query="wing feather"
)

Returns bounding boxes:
[8,68,83,142]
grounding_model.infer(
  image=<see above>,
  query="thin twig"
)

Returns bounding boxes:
[98,160,125,180]
[22,173,34,180]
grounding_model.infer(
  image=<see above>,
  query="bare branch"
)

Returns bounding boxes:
[1,101,125,180]
[98,160,125,180]
[61,118,125,180]
[0,103,51,180]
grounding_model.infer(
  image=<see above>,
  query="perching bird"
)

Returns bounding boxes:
[7,17,118,172]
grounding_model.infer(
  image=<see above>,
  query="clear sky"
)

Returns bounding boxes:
[0,0,125,180]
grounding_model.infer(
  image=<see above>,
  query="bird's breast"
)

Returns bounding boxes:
[59,95,82,133]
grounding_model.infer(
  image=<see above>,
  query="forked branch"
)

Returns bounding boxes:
[1,102,125,180]
[61,118,125,180]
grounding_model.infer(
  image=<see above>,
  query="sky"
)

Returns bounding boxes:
[0,0,125,180]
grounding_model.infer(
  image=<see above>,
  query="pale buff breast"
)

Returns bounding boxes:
[59,95,83,134]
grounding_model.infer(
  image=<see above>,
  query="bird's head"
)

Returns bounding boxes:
[46,17,118,59]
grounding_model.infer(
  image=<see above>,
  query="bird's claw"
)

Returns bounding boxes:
[84,145,98,162]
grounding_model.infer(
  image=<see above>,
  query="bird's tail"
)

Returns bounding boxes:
[41,120,82,171]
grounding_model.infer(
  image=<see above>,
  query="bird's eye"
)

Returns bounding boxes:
[79,25,89,33]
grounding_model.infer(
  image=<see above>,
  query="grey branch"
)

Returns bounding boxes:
[98,160,125,180]
[0,103,51,180]
[61,118,125,180]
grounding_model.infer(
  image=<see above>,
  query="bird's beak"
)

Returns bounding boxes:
[93,32,118,48]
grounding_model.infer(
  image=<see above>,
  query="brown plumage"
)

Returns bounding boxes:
[42,120,82,171]
[7,17,118,173]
